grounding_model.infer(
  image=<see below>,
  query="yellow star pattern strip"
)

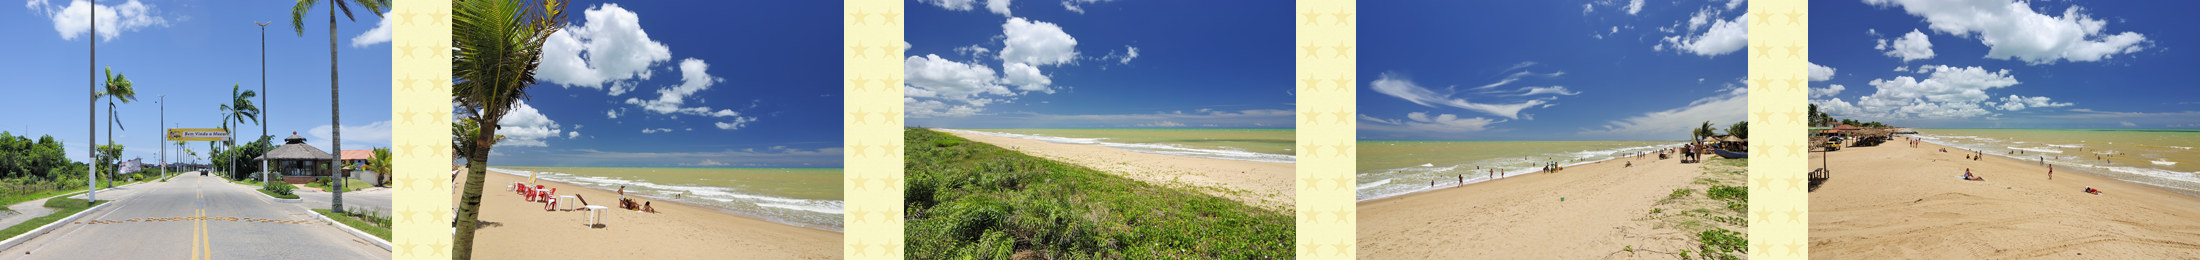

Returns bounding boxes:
[846,0,902,258]
[1749,0,1807,259]
[391,0,453,259]
[1300,0,1351,259]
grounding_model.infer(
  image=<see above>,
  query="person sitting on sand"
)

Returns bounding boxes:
[1962,169,1985,181]
[1625,160,1632,168]
[2084,186,2103,195]
[642,201,658,213]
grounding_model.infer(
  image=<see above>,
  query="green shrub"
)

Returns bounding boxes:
[1706,185,1747,201]
[1696,229,1747,260]
[1667,188,1694,200]
[262,181,296,196]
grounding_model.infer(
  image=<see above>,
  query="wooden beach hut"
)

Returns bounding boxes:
[256,132,335,184]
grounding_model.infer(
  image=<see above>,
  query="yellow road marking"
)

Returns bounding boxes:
[191,210,201,260]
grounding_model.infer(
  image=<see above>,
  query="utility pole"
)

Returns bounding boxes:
[159,95,165,175]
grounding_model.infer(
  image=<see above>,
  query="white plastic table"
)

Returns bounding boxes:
[583,205,609,227]
[559,195,578,211]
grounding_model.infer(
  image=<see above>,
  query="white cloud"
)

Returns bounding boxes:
[999,62,1053,93]
[605,109,620,119]
[1862,0,2148,64]
[1102,45,1139,64]
[1579,87,1749,139]
[537,4,674,92]
[640,128,672,134]
[1625,0,1644,15]
[1811,84,1846,98]
[567,132,580,139]
[953,45,993,57]
[1000,17,1079,66]
[622,58,751,124]
[1370,73,1551,120]
[1659,13,1748,56]
[491,101,563,147]
[1882,29,1935,62]
[1725,0,1746,10]
[306,121,394,150]
[1993,95,2072,111]
[349,11,394,48]
[1360,112,1504,134]
[1472,65,1565,90]
[2121,121,2138,127]
[1813,65,2044,119]
[1513,86,1581,96]
[917,0,978,11]
[1808,62,1836,81]
[713,116,758,130]
[986,0,1012,16]
[27,0,170,41]
[1060,0,1113,13]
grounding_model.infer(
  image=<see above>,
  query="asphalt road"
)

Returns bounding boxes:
[0,174,388,259]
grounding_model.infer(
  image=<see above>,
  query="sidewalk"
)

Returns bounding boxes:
[0,197,60,230]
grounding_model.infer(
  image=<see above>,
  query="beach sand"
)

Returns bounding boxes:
[1810,141,2200,258]
[454,168,840,259]
[1357,152,1723,258]
[944,130,1296,210]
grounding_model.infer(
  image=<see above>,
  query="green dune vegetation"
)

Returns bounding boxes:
[902,128,1293,259]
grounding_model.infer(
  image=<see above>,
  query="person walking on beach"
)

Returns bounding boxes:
[2048,164,2054,180]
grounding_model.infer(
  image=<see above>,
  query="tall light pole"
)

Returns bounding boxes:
[256,21,270,183]
[86,0,97,203]
[159,95,164,175]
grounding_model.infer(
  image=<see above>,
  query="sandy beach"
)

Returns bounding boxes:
[1357,151,1735,258]
[944,130,1297,210]
[1810,141,2200,258]
[455,168,839,259]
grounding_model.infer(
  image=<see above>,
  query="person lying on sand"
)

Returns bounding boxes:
[2084,186,2103,195]
[1962,169,1986,181]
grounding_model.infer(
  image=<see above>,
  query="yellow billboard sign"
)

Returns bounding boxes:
[166,128,230,141]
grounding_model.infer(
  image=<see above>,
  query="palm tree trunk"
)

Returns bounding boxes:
[328,0,344,213]
[455,113,503,260]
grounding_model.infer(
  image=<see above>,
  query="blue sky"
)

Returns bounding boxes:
[2,0,392,165]
[1810,0,2200,129]
[903,0,1294,128]
[1358,0,1750,141]
[472,0,843,168]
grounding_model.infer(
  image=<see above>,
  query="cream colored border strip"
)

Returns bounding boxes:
[1748,0,1808,258]
[1297,0,1353,258]
[844,0,904,258]
[389,0,454,258]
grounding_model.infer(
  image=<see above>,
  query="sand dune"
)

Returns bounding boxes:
[1810,141,2200,258]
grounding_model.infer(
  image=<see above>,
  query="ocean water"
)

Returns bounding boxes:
[1357,140,1683,201]
[490,167,844,232]
[1913,129,2200,196]
[947,128,1297,163]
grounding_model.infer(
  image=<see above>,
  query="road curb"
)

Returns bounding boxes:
[0,201,113,251]
[254,190,304,203]
[309,211,392,251]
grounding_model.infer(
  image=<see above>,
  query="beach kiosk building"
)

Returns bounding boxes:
[256,132,336,184]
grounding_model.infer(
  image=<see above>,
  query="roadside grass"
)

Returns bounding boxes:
[260,181,299,199]
[902,128,1293,259]
[0,198,107,240]
[312,207,391,241]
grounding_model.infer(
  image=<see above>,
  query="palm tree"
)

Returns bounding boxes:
[452,0,567,257]
[95,67,137,188]
[365,147,391,186]
[293,0,389,214]
[220,84,261,181]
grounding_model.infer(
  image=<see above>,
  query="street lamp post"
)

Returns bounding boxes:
[256,21,270,183]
